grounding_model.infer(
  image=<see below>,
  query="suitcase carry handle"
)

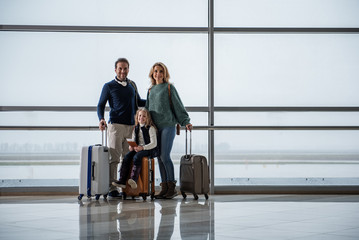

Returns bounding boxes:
[185,129,192,158]
[91,162,95,180]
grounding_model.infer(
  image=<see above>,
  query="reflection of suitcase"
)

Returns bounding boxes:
[78,131,109,200]
[122,157,155,201]
[79,201,117,239]
[117,201,155,239]
[180,201,212,239]
[180,130,209,200]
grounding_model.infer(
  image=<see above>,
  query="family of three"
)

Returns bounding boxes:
[97,58,192,199]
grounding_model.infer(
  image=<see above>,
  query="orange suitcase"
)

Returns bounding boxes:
[122,157,155,201]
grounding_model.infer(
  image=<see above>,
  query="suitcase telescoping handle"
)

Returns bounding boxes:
[185,129,192,158]
[101,127,107,147]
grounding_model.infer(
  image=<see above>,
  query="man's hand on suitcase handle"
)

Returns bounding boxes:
[186,123,193,132]
[99,119,107,131]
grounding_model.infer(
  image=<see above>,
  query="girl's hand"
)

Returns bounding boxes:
[135,146,144,152]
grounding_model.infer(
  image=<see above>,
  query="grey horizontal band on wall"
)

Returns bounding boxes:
[1,126,359,131]
[1,106,359,112]
[1,25,359,34]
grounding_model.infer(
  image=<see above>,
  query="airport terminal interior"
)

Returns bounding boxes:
[1,194,359,240]
[1,1,359,240]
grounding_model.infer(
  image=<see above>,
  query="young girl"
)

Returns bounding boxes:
[112,108,158,189]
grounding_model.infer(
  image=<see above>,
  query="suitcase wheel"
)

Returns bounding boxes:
[95,194,100,200]
[193,194,199,200]
[103,194,108,200]
[78,194,84,200]
[151,193,155,200]
[131,196,135,200]
[123,193,127,200]
[204,194,209,200]
[142,195,147,201]
[181,191,187,199]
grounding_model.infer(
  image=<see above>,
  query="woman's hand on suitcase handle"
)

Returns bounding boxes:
[99,119,107,131]
[186,123,193,132]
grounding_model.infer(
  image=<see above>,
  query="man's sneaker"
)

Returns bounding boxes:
[108,190,122,198]
[128,179,137,189]
[112,180,126,188]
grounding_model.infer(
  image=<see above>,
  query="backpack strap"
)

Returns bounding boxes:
[168,84,181,135]
[167,84,176,118]
[128,80,139,110]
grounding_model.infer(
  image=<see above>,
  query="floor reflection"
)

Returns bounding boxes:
[79,200,120,239]
[116,201,155,239]
[179,200,213,239]
[1,195,358,240]
[0,194,359,240]
[78,198,214,239]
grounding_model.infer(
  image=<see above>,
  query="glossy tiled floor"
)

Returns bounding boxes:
[0,194,359,240]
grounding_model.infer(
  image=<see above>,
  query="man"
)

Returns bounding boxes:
[97,58,146,198]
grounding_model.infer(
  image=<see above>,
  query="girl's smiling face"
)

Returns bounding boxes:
[138,111,147,125]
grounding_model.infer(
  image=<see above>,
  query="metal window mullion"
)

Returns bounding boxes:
[0,25,208,33]
[208,0,215,195]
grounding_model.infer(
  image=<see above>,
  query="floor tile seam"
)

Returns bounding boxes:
[324,226,359,236]
[300,218,359,227]
[213,232,258,240]
[261,225,359,237]
[0,222,35,231]
[300,220,359,228]
[3,219,79,232]
[216,222,290,229]
[0,223,69,233]
[220,226,315,238]
[274,219,359,227]
[318,230,359,238]
[288,232,346,240]
[0,216,77,224]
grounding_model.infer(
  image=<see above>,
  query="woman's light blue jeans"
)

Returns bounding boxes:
[157,126,176,182]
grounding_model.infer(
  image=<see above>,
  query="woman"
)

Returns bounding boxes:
[145,62,192,199]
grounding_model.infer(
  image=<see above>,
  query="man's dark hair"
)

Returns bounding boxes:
[115,58,130,68]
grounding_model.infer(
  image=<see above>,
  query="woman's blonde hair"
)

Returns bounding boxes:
[135,108,154,127]
[149,62,170,86]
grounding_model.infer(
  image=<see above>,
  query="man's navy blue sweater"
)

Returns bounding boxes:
[97,79,145,125]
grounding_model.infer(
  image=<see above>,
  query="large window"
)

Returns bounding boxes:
[214,34,359,106]
[0,0,208,27]
[0,32,207,106]
[215,0,359,27]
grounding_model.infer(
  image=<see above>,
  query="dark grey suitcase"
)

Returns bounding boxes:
[179,130,209,200]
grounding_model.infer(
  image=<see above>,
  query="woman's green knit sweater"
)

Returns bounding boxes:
[145,83,190,130]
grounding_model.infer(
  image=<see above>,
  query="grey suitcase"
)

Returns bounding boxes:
[78,130,109,201]
[180,130,209,200]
